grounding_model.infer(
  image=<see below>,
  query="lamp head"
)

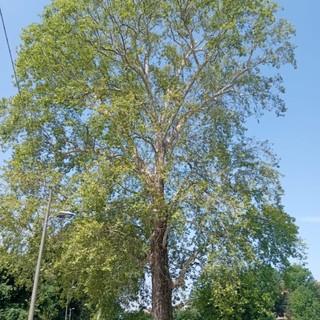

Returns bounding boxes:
[56,211,75,219]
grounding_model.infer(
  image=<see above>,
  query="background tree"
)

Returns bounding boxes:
[0,270,29,320]
[122,311,152,320]
[283,265,320,320]
[0,0,300,319]
[0,269,71,320]
[192,262,282,320]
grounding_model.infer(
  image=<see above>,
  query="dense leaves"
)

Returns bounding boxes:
[0,269,69,320]
[0,271,29,320]
[283,265,320,320]
[0,0,300,319]
[192,264,281,320]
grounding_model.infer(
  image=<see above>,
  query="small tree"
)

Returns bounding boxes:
[284,265,320,320]
[0,271,29,320]
[192,261,283,320]
[0,269,66,320]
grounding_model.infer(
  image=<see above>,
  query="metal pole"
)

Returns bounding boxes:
[65,303,68,320]
[69,307,74,320]
[28,189,52,320]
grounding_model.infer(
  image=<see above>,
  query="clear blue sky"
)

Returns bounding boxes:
[0,1,319,279]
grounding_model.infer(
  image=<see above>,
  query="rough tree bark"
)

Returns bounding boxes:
[149,137,173,320]
[150,217,172,320]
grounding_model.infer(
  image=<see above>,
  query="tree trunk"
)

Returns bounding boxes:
[150,218,173,320]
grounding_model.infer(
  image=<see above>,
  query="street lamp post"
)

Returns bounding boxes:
[28,190,75,320]
[69,307,75,320]
[28,190,52,320]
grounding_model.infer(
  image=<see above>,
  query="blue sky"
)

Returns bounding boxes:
[0,1,319,279]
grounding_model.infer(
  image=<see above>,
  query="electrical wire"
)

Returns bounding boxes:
[0,7,21,94]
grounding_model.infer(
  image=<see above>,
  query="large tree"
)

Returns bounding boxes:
[0,0,300,319]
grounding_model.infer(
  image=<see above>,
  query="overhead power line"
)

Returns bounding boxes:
[0,7,21,94]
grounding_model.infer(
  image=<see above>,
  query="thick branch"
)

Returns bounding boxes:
[172,246,204,289]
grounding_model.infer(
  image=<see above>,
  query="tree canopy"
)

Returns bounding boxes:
[283,265,320,320]
[192,262,282,320]
[0,270,29,320]
[0,0,301,319]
